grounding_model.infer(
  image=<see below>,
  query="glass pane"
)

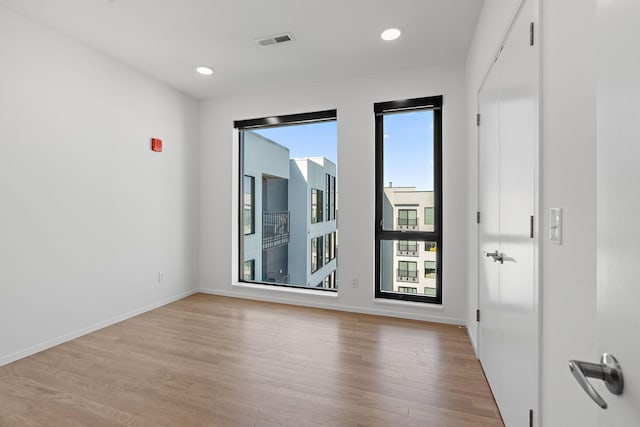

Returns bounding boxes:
[380,239,437,297]
[381,110,435,231]
[241,121,337,289]
[424,207,434,231]
[243,175,254,235]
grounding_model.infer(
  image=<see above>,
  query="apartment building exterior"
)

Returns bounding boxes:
[381,186,436,296]
[242,131,337,290]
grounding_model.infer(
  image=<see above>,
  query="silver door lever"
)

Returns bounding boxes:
[484,250,504,264]
[568,353,624,409]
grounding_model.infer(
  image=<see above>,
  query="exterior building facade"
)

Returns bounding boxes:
[242,131,337,289]
[381,186,436,296]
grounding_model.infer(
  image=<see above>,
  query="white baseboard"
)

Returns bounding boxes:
[467,322,479,358]
[196,288,465,326]
[0,289,199,367]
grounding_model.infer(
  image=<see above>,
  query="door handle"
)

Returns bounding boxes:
[568,353,624,409]
[483,250,504,264]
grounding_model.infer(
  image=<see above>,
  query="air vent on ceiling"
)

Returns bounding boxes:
[255,33,294,47]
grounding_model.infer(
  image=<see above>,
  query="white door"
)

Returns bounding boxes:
[568,1,640,424]
[478,0,538,425]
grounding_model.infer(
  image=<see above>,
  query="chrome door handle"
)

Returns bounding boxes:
[568,353,624,409]
[483,250,504,264]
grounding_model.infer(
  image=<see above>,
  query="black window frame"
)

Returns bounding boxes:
[235,109,338,292]
[374,95,443,304]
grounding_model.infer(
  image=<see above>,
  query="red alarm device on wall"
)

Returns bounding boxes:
[151,138,163,152]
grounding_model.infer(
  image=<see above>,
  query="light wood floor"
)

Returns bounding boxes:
[0,293,503,427]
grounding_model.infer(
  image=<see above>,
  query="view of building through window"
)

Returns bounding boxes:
[238,117,338,291]
[376,98,442,303]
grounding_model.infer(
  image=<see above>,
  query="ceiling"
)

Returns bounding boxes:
[0,0,484,99]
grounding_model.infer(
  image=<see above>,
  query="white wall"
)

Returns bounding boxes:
[539,0,598,425]
[0,6,199,365]
[466,1,598,425]
[199,63,468,324]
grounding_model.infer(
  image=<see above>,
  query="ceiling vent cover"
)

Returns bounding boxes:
[255,33,294,47]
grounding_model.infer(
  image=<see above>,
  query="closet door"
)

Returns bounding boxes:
[477,0,538,424]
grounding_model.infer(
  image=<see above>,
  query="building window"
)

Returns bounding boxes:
[311,188,323,223]
[243,175,255,235]
[398,209,418,227]
[397,261,418,281]
[235,110,337,291]
[243,260,255,281]
[424,207,434,229]
[398,240,418,256]
[424,260,436,279]
[311,235,324,273]
[324,270,336,289]
[375,95,443,304]
[326,174,337,221]
[326,174,331,221]
[324,231,337,264]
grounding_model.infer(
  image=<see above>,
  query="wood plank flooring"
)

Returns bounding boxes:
[0,293,503,426]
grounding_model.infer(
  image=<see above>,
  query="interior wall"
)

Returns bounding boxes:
[198,63,469,324]
[466,1,598,426]
[0,6,199,365]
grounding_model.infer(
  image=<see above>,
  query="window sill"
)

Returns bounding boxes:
[373,297,444,311]
[233,281,339,298]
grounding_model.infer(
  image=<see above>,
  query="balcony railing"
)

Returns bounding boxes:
[262,211,290,250]
[397,243,419,257]
[397,218,419,231]
[397,269,419,283]
[265,271,290,284]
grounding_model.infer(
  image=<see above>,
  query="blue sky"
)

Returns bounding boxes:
[383,110,434,191]
[252,111,434,190]
[253,121,337,164]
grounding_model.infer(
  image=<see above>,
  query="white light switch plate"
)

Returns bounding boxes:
[549,208,562,244]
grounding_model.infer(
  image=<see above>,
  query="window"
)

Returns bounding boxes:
[398,209,418,227]
[243,175,255,235]
[424,241,437,252]
[398,261,417,281]
[424,260,436,278]
[326,174,337,221]
[243,260,255,280]
[311,188,323,223]
[398,240,418,254]
[236,110,337,291]
[424,207,434,229]
[324,270,336,289]
[375,96,442,303]
[326,174,331,221]
[324,231,336,264]
[311,236,324,273]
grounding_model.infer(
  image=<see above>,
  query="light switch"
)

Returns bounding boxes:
[549,208,562,244]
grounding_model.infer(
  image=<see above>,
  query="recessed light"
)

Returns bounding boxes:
[381,28,402,41]
[196,66,214,76]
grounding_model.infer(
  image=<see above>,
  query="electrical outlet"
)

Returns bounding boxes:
[158,272,165,283]
[351,277,359,288]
